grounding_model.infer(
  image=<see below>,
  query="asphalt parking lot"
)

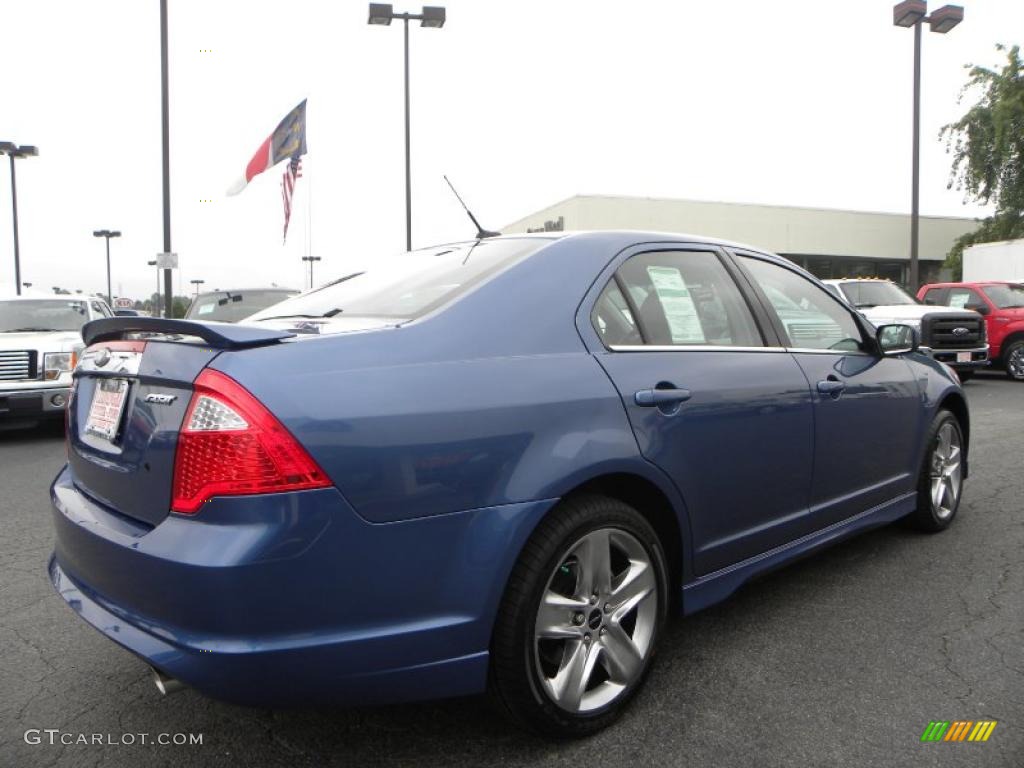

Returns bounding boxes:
[1,373,1021,768]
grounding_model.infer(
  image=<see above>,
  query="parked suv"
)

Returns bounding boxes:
[0,295,111,421]
[919,282,1024,381]
[823,278,988,379]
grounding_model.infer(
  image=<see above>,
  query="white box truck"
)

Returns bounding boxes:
[962,239,1024,282]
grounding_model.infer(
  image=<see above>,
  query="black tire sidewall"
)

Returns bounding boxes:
[490,495,670,738]
[1004,341,1024,381]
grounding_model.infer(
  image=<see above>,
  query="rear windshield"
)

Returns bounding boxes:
[981,284,1024,309]
[247,238,550,322]
[186,290,297,322]
[838,281,917,308]
[0,299,90,332]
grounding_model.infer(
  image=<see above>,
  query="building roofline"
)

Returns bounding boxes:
[547,193,982,224]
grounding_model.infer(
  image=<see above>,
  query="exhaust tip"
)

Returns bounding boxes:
[151,666,185,695]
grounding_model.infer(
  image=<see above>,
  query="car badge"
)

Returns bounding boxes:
[952,327,969,336]
[145,393,177,406]
[94,348,112,367]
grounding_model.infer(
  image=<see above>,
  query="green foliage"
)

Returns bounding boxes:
[941,45,1024,278]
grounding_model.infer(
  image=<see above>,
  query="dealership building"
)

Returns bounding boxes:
[503,195,978,287]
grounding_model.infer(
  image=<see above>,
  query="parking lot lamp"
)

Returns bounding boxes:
[0,142,38,296]
[92,230,122,305]
[190,279,205,298]
[301,255,322,289]
[892,1,964,291]
[368,4,446,251]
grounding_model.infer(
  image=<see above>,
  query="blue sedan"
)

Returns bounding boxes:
[50,231,968,737]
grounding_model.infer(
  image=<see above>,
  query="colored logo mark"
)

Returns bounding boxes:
[921,720,997,742]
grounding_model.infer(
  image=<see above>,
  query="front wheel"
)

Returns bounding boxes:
[1004,340,1024,381]
[490,495,669,738]
[907,410,964,532]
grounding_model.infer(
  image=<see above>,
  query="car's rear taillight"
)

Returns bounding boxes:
[171,369,330,514]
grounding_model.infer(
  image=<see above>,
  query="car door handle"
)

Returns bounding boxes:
[816,378,846,396]
[635,388,692,407]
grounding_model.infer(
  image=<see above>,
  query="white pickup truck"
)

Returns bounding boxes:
[0,295,113,423]
[823,278,989,379]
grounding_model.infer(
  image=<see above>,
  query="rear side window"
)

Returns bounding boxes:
[739,256,866,352]
[598,250,762,347]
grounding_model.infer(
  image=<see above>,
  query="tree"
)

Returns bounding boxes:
[941,44,1024,277]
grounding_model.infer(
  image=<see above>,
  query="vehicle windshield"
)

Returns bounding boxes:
[0,299,89,332]
[187,290,297,322]
[247,238,550,322]
[838,281,917,308]
[981,283,1024,309]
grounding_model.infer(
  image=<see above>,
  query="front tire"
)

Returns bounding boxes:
[907,410,964,532]
[490,495,669,738]
[1004,340,1024,381]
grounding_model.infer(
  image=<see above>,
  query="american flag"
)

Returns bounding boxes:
[281,156,303,243]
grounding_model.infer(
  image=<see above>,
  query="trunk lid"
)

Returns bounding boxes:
[67,319,293,526]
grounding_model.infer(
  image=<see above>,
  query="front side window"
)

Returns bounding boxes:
[982,283,1024,309]
[598,250,762,347]
[740,256,865,352]
[947,287,985,310]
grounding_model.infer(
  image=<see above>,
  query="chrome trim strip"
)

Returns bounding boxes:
[608,345,785,353]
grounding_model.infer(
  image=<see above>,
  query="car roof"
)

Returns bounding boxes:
[920,281,1018,288]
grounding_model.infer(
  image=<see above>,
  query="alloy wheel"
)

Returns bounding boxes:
[1007,345,1024,380]
[930,421,962,520]
[533,528,658,713]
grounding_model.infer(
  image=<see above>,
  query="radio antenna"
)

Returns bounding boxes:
[444,175,500,240]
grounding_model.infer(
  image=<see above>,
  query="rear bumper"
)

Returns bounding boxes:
[49,466,555,706]
[0,385,70,418]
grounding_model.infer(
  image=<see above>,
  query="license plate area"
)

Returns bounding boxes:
[85,378,130,441]
[956,351,971,363]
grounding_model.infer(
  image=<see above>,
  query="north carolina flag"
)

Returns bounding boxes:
[227,99,307,196]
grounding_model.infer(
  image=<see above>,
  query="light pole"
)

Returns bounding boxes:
[368,4,446,252]
[893,1,964,291]
[160,0,174,320]
[93,230,122,305]
[147,259,160,317]
[0,142,38,296]
[190,279,205,298]
[301,255,322,289]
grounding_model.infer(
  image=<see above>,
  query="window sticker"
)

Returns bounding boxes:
[646,265,705,343]
[197,303,215,315]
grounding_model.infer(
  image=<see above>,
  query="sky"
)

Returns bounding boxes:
[1,0,1021,300]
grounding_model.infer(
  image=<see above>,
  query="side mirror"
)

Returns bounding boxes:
[877,324,918,356]
[965,302,990,316]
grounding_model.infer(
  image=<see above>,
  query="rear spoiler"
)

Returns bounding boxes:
[82,317,295,349]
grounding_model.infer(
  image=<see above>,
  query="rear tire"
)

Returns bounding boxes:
[489,494,669,738]
[1003,340,1024,381]
[907,410,964,532]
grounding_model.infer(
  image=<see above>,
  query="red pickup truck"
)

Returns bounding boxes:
[918,282,1024,381]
